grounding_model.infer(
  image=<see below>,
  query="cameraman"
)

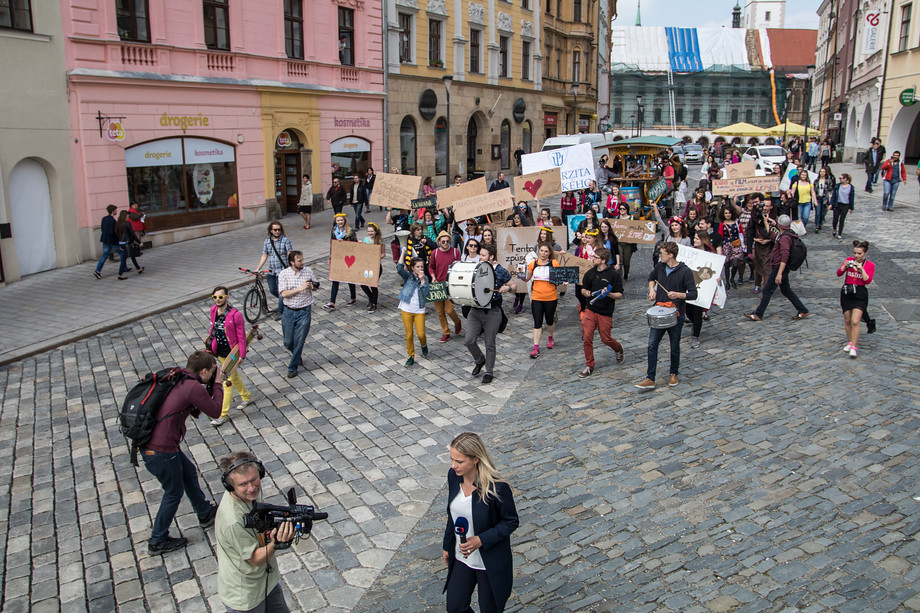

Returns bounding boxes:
[216,452,295,613]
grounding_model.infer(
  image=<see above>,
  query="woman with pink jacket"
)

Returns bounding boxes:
[207,286,252,426]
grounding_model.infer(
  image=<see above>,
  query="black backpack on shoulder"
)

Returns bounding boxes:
[784,231,808,272]
[119,368,191,466]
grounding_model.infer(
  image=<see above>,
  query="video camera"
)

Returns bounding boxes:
[243,488,328,548]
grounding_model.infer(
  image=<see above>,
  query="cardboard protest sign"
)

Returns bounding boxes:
[676,244,726,308]
[328,241,382,287]
[567,214,586,246]
[712,176,781,198]
[723,160,757,179]
[549,267,579,285]
[452,188,514,221]
[551,250,594,283]
[608,218,658,245]
[513,168,563,201]
[496,227,540,294]
[436,177,488,211]
[521,143,596,192]
[646,177,668,202]
[369,173,422,209]
[411,195,438,211]
[221,325,259,377]
[425,281,449,303]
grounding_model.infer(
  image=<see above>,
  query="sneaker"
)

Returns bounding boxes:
[210,416,228,427]
[271,312,282,321]
[515,303,524,314]
[405,357,414,367]
[547,336,555,349]
[634,378,655,391]
[236,400,253,410]
[849,346,858,358]
[439,334,450,343]
[837,234,843,241]
[93,270,102,279]
[843,342,853,352]
[198,504,218,528]
[669,374,679,387]
[287,369,297,378]
[867,319,877,334]
[702,313,710,321]
[367,304,374,312]
[578,366,593,378]
[690,337,700,349]
[421,345,428,357]
[323,302,335,310]
[148,536,188,555]
[455,321,462,335]
[753,286,761,294]
[346,299,357,306]
[530,347,540,359]
[615,349,625,365]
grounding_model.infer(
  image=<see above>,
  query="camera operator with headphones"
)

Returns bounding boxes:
[216,452,295,613]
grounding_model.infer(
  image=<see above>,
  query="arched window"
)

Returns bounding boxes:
[435,116,448,175]
[500,120,511,169]
[400,116,417,175]
[522,120,533,154]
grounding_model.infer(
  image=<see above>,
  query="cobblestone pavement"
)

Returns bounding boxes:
[2,165,920,612]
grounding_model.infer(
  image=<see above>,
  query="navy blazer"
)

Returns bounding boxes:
[442,468,519,612]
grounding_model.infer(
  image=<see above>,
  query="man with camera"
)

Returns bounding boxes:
[216,452,295,613]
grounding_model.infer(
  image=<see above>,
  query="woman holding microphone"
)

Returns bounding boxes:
[442,432,518,613]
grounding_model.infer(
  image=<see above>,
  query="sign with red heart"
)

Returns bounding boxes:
[513,167,562,201]
[328,241,382,287]
[344,255,356,268]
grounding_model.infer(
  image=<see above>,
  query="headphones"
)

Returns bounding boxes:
[221,457,265,492]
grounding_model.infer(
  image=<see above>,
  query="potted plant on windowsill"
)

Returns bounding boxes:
[429,59,443,68]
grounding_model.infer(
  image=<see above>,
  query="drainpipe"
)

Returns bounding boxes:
[382,0,390,172]
[876,2,895,142]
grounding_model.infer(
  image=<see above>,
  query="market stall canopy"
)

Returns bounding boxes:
[711,122,768,137]
[764,121,811,137]
[611,136,682,156]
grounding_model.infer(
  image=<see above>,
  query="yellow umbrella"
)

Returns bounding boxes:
[764,121,811,137]
[711,122,768,137]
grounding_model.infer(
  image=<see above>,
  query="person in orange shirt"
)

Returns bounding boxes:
[524,243,561,359]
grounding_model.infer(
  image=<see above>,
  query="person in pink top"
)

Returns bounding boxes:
[836,240,874,358]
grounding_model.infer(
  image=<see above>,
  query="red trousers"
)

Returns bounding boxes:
[581,309,622,369]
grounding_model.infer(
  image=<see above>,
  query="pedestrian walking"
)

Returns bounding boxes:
[746,197,778,294]
[813,166,835,233]
[256,222,294,320]
[525,243,560,359]
[324,214,357,310]
[579,247,625,378]
[442,432,519,613]
[837,240,875,359]
[864,139,884,192]
[831,173,854,239]
[464,244,514,385]
[93,204,119,279]
[744,215,809,322]
[881,151,906,211]
[206,286,252,427]
[429,231,463,342]
[278,250,319,377]
[298,174,313,229]
[326,177,348,215]
[361,222,386,312]
[115,210,144,278]
[396,254,430,367]
[352,175,367,229]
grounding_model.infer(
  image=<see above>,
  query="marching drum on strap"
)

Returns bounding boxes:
[646,305,678,329]
[447,261,495,308]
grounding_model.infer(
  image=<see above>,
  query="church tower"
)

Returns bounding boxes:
[743,0,786,29]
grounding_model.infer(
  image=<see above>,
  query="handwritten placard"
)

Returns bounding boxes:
[676,244,727,308]
[513,168,563,201]
[369,172,422,209]
[646,177,668,202]
[497,226,565,294]
[723,160,757,179]
[549,266,579,285]
[608,218,658,245]
[550,250,594,283]
[328,241,382,287]
[425,281,449,302]
[712,176,781,198]
[436,177,488,211]
[452,188,514,221]
[411,195,438,211]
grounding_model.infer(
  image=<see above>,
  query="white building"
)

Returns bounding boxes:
[844,0,888,161]
[743,0,786,30]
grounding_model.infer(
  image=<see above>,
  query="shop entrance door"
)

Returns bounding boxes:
[275,152,301,214]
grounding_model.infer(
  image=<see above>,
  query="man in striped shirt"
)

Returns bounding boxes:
[278,251,318,377]
[256,222,294,320]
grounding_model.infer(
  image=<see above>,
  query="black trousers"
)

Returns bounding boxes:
[446,561,498,613]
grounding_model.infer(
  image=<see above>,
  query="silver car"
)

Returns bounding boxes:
[683,144,704,164]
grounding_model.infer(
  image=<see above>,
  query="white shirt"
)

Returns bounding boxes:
[278,266,316,309]
[449,490,485,570]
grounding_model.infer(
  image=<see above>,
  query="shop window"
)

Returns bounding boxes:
[429,18,442,66]
[522,121,532,154]
[284,0,304,60]
[1,0,33,32]
[339,7,354,65]
[499,36,509,77]
[435,116,448,175]
[500,120,511,169]
[522,41,531,80]
[203,0,230,50]
[331,137,371,184]
[400,116,417,175]
[399,13,413,63]
[470,29,481,73]
[116,0,150,42]
[125,137,238,231]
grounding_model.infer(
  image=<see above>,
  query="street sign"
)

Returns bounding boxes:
[900,89,916,106]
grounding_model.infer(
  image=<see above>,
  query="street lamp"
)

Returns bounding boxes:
[803,64,815,146]
[630,114,636,138]
[636,95,645,137]
[572,82,580,134]
[782,87,793,147]
[443,75,453,188]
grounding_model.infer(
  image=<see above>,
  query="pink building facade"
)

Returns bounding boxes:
[62,0,383,255]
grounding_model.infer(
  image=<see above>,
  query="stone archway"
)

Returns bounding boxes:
[9,158,56,276]
[465,110,489,177]
[858,104,873,151]
[886,104,920,159]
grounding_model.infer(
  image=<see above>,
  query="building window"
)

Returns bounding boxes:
[710,108,718,124]
[614,107,622,124]
[765,10,771,22]
[203,0,230,50]
[400,116,417,175]
[543,45,550,77]
[399,13,413,63]
[654,108,662,123]
[555,48,561,78]
[731,109,739,123]
[0,0,32,31]
[284,0,304,59]
[499,36,509,77]
[677,84,685,97]
[500,120,511,169]
[339,7,354,65]
[711,83,719,96]
[572,50,580,83]
[522,41,531,80]
[435,116,448,175]
[470,29,481,72]
[676,108,684,123]
[557,0,562,17]
[523,121,532,153]
[117,0,150,42]
[692,108,700,125]
[745,109,753,123]
[899,4,912,52]
[429,19,442,65]
[521,0,530,8]
[760,109,768,125]
[573,0,581,21]
[546,0,551,13]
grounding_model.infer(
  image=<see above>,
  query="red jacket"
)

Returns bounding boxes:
[428,246,461,281]
[881,158,907,182]
[209,305,247,359]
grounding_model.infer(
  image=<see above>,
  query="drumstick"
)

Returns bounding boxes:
[654,280,668,293]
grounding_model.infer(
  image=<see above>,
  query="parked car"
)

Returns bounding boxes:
[683,143,704,164]
[671,145,686,164]
[742,145,787,174]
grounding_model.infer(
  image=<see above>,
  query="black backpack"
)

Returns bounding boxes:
[784,231,808,272]
[119,368,191,466]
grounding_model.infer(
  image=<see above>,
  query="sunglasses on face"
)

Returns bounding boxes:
[212,295,227,300]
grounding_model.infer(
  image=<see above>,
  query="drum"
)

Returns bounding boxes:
[447,261,495,308]
[646,305,678,329]
[621,186,642,211]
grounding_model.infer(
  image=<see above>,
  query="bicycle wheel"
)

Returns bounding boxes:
[243,287,263,324]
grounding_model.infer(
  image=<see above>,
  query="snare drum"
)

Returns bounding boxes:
[646,305,678,329]
[447,261,495,308]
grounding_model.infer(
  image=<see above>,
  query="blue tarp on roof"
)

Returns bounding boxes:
[665,28,703,73]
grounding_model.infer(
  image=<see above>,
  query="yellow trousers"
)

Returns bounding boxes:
[433,299,461,335]
[401,311,427,358]
[220,369,251,418]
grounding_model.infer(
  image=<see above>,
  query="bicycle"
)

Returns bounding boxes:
[239,267,271,324]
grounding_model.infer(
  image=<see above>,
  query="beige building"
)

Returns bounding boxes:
[879,0,920,158]
[385,0,545,184]
[0,3,80,283]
